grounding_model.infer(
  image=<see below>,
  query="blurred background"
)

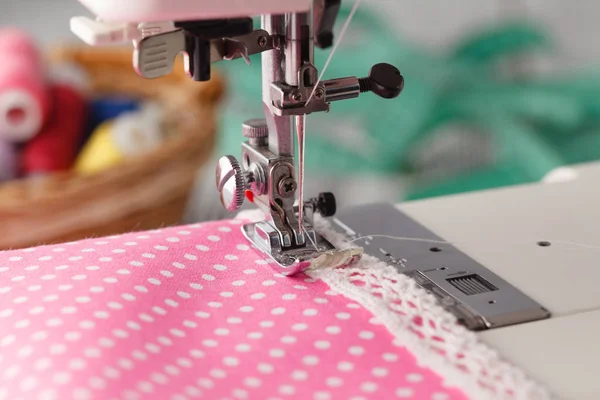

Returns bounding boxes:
[2,0,600,246]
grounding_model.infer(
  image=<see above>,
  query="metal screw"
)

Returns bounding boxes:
[258,36,268,47]
[278,177,297,198]
[315,88,325,99]
[246,162,267,196]
[292,92,302,102]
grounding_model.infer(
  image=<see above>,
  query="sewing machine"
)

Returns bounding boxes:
[70,1,599,398]
[71,0,403,275]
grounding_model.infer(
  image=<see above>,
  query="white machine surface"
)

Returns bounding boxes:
[76,0,308,22]
[400,162,600,399]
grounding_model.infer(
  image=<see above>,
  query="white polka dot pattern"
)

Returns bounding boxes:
[0,219,464,400]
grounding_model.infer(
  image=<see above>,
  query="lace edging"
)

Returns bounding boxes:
[235,209,553,399]
[309,216,553,400]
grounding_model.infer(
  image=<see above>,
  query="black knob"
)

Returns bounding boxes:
[358,63,404,99]
[317,192,337,217]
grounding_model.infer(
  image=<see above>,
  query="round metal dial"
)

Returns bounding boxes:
[216,155,245,211]
[242,118,269,139]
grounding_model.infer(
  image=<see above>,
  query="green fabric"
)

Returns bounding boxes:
[406,165,529,201]
[452,22,551,65]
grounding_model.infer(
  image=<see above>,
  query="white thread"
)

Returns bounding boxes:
[349,235,600,253]
[302,225,319,251]
[299,0,361,238]
[299,0,361,246]
[552,240,600,252]
[306,0,363,105]
[296,114,307,235]
[348,235,451,245]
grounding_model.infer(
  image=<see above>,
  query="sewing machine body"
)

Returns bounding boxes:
[71,0,596,398]
[73,0,404,275]
[388,163,600,399]
[76,0,309,22]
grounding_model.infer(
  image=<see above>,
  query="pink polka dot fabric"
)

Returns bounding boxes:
[0,218,467,400]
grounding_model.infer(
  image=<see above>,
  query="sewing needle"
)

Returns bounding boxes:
[296,114,306,239]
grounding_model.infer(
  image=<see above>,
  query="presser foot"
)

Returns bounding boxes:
[215,154,363,274]
[242,220,363,276]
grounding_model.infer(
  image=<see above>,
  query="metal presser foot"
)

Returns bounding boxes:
[216,122,363,276]
[241,196,364,276]
[214,61,404,276]
[214,61,404,275]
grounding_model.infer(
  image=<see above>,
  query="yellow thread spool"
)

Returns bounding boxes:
[74,121,124,174]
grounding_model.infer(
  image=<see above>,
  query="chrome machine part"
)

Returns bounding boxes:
[201,1,406,275]
[242,119,269,145]
[269,62,404,116]
[216,155,245,212]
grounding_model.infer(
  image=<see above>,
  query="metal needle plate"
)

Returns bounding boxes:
[330,203,550,330]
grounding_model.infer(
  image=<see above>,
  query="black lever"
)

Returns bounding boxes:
[316,192,336,217]
[314,0,341,49]
[358,63,405,99]
[175,18,253,81]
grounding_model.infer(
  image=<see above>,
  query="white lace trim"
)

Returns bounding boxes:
[236,210,553,399]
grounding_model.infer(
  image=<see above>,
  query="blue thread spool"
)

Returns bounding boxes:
[80,96,140,150]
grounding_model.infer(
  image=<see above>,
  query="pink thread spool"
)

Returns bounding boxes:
[0,29,51,143]
[21,84,87,175]
[0,140,18,181]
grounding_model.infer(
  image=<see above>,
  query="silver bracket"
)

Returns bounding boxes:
[269,63,330,116]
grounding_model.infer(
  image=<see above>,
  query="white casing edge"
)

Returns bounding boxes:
[399,161,600,399]
[77,0,310,22]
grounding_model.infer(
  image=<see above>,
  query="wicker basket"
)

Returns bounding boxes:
[0,47,225,249]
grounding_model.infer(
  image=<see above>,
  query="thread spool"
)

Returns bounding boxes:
[81,96,139,151]
[74,104,165,175]
[113,103,164,155]
[0,29,51,143]
[21,84,87,175]
[0,140,18,182]
[74,120,125,175]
